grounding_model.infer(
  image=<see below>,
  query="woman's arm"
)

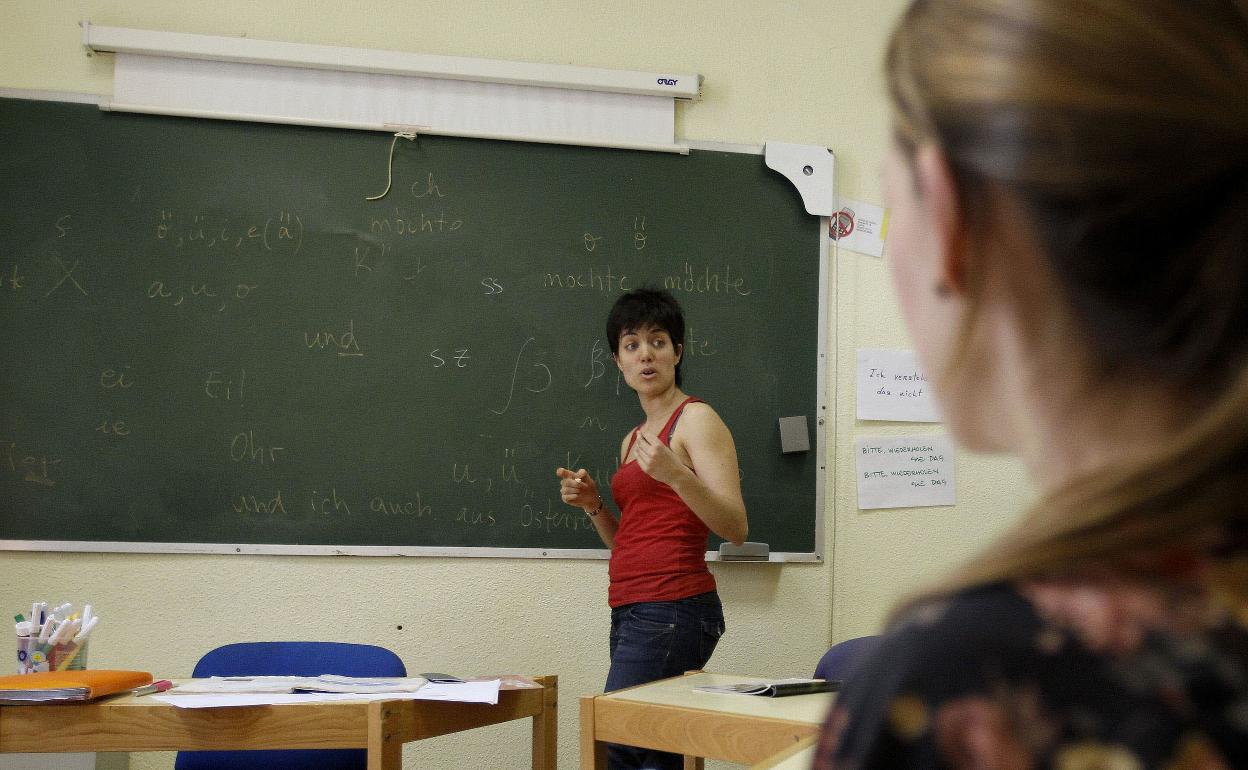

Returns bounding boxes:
[556,466,620,549]
[632,403,748,544]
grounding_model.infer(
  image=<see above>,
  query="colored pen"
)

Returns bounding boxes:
[47,619,68,644]
[74,616,99,642]
[132,680,173,697]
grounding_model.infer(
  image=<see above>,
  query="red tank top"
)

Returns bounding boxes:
[608,396,716,608]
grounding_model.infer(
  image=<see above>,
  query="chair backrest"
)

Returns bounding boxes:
[175,641,406,770]
[814,635,881,682]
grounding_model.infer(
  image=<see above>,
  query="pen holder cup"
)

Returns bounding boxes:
[16,636,88,674]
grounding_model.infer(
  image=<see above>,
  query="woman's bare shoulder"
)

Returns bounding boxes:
[677,401,732,439]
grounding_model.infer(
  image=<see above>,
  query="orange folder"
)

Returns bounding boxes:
[0,670,153,703]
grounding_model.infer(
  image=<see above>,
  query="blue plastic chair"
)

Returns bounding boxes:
[175,641,406,770]
[815,635,882,682]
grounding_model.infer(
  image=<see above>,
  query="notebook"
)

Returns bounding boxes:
[0,670,153,704]
[692,678,841,697]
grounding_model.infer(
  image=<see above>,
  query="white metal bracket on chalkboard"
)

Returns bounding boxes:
[764,141,835,216]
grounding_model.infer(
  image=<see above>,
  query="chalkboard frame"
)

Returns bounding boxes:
[0,91,832,562]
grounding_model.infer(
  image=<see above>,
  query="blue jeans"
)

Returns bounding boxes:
[604,591,725,770]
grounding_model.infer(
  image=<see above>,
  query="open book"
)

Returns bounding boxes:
[693,678,840,697]
[173,674,428,695]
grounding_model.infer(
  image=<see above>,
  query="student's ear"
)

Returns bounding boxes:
[613,353,621,370]
[914,144,969,295]
[674,343,683,365]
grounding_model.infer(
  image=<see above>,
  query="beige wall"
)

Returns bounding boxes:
[0,1,1032,768]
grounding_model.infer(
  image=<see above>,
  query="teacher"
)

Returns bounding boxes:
[558,287,748,770]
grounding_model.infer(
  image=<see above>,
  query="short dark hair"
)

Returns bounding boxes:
[606,288,686,386]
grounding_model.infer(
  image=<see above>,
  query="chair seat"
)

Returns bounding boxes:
[175,641,405,770]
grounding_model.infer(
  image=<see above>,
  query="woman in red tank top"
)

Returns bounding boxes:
[556,288,747,770]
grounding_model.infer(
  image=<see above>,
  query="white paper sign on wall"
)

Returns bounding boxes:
[855,434,956,509]
[856,349,941,422]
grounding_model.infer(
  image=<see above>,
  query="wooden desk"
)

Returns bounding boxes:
[751,738,817,770]
[580,672,831,769]
[0,675,557,770]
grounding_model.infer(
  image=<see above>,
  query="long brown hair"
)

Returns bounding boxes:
[885,0,1248,612]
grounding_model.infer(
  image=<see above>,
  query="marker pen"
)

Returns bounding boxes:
[74,616,99,642]
[132,680,174,697]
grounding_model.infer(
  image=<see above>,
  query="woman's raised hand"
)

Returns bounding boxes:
[633,432,689,486]
[556,467,600,512]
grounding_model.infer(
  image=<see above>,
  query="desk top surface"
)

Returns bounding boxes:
[0,675,557,757]
[0,675,550,712]
[601,672,834,724]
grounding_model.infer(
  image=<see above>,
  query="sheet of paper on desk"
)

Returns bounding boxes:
[154,692,384,708]
[293,674,428,694]
[411,680,500,704]
[172,675,428,694]
[471,674,540,689]
[153,680,502,708]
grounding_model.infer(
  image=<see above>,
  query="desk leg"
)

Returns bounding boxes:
[367,701,403,770]
[532,675,558,770]
[683,756,705,770]
[580,695,608,770]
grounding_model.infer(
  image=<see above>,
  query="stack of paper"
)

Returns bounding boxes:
[154,676,503,709]
[173,674,428,694]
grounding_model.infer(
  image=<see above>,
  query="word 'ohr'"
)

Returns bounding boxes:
[229,430,284,465]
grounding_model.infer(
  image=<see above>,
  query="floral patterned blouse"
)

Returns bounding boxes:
[814,559,1248,769]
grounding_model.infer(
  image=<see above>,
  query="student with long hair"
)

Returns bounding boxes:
[817,1,1248,767]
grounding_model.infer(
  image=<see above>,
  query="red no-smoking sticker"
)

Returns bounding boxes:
[830,208,855,240]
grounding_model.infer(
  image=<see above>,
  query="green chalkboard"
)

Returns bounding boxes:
[0,96,824,556]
